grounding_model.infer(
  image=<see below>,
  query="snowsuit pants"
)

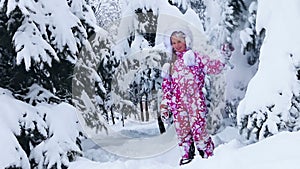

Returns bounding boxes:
[173,88,214,158]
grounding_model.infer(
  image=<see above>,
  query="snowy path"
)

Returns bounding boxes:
[69,127,300,169]
[90,126,177,158]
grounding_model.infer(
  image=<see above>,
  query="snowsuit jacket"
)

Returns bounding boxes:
[161,50,224,121]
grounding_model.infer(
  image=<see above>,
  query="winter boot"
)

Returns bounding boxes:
[198,138,214,159]
[189,142,195,158]
[179,142,195,165]
[198,149,207,158]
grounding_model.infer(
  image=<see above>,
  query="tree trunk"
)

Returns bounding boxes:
[103,108,109,123]
[121,112,125,127]
[140,100,144,122]
[145,93,149,121]
[110,106,115,125]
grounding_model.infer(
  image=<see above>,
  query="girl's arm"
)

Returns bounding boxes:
[160,63,173,121]
[197,52,225,75]
[160,77,172,121]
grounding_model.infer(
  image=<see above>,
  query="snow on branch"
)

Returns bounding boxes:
[0,88,83,169]
[31,103,83,169]
[7,0,92,70]
[0,119,30,169]
[13,17,59,71]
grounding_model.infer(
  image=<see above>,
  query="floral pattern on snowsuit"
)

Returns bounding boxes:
[161,50,224,158]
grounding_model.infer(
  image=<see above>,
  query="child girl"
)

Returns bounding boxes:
[160,30,225,165]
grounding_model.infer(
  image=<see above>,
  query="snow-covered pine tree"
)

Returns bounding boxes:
[190,0,207,31]
[112,50,165,123]
[111,0,161,123]
[240,1,264,66]
[134,8,158,47]
[203,0,249,133]
[128,62,163,122]
[98,46,120,125]
[0,0,106,168]
[91,0,121,41]
[0,0,30,94]
[208,0,246,49]
[129,70,152,122]
[0,87,83,169]
[168,0,190,14]
[0,0,96,100]
[237,0,300,141]
[72,32,106,132]
[72,26,120,131]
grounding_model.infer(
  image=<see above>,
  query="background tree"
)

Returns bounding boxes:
[167,0,190,14]
[91,0,121,41]
[237,0,300,141]
[240,1,264,66]
[111,1,161,124]
[0,0,104,168]
[128,62,165,132]
[190,0,207,31]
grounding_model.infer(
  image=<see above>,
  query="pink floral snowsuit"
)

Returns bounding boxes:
[161,50,224,158]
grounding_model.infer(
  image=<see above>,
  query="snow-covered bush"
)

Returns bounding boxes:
[237,0,300,141]
[0,88,83,169]
[72,29,113,132]
[111,0,161,122]
[0,0,99,100]
[0,0,108,168]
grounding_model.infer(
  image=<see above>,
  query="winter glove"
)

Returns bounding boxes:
[161,63,171,78]
[160,99,173,125]
[183,50,196,66]
[165,112,173,126]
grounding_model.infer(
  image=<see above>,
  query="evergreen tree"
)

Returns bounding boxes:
[168,0,190,14]
[0,0,98,100]
[135,8,158,47]
[237,0,300,141]
[190,0,207,31]
[208,0,246,48]
[240,1,264,65]
[204,0,250,133]
[0,0,103,168]
[112,49,165,123]
[128,66,162,122]
[98,47,120,124]
[91,0,121,40]
[0,87,83,169]
[112,1,161,123]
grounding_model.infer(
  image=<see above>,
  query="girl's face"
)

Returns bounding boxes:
[171,36,187,53]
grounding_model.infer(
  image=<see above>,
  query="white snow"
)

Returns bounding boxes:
[0,119,30,169]
[0,89,82,169]
[68,0,300,168]
[2,0,300,169]
[69,126,300,169]
[7,0,93,69]
[31,103,82,168]
[1,90,300,169]
[237,0,300,140]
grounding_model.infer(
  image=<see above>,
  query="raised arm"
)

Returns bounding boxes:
[196,52,225,75]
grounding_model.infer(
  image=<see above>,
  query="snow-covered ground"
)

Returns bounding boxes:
[1,88,299,169]
[69,122,300,169]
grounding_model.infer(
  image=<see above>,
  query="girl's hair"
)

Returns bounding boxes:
[170,31,186,44]
[170,31,186,63]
